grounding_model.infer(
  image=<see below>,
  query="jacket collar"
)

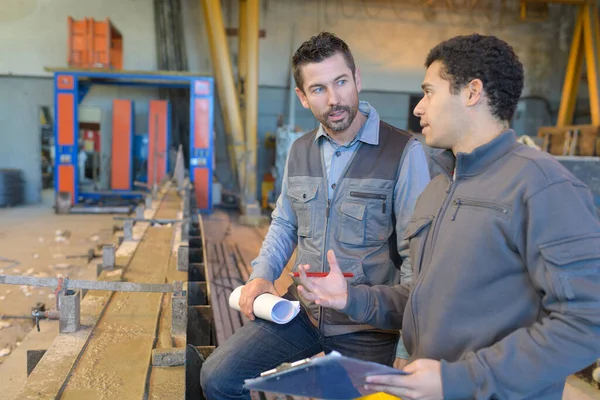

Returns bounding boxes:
[432,130,519,178]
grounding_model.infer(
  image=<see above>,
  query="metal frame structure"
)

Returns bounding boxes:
[201,0,261,217]
[522,0,600,126]
[49,68,215,213]
[556,0,600,126]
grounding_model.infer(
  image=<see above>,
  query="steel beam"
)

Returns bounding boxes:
[557,5,585,126]
[58,290,80,333]
[136,204,145,219]
[69,206,132,214]
[124,219,134,241]
[114,217,186,224]
[102,244,115,269]
[201,0,245,190]
[177,244,189,272]
[242,0,260,213]
[171,292,188,339]
[0,274,178,293]
[583,1,600,125]
[152,348,185,366]
[238,0,248,103]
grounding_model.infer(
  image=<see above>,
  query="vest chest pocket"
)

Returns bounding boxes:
[288,186,318,237]
[338,202,366,245]
[349,191,391,243]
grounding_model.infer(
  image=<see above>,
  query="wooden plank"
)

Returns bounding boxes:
[13,188,172,400]
[59,226,173,399]
[147,366,185,400]
[202,210,297,344]
[206,241,229,346]
[14,291,111,400]
[221,242,244,333]
[147,247,187,399]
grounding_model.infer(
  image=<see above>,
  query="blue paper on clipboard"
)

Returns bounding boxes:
[243,351,407,399]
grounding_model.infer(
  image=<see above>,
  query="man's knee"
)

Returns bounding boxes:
[200,352,229,398]
[201,347,249,399]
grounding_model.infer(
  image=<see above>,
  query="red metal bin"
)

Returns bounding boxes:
[67,17,123,70]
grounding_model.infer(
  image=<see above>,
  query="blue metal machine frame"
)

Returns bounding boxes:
[52,69,214,213]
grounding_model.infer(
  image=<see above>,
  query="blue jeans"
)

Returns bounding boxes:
[200,307,399,400]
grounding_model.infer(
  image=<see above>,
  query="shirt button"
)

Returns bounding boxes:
[335,151,341,157]
[331,183,336,189]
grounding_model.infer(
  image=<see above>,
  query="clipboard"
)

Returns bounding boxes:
[243,351,407,399]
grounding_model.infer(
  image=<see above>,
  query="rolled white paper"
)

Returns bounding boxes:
[229,285,301,324]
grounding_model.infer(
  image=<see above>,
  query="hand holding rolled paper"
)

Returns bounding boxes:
[229,285,301,324]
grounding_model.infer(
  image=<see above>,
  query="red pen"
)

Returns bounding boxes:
[289,272,354,278]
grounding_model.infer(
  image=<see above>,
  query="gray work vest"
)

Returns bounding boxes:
[286,121,411,336]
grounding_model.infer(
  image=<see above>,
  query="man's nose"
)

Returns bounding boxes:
[328,89,340,106]
[413,97,425,117]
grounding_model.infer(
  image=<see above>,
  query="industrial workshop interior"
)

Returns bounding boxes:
[3,0,600,399]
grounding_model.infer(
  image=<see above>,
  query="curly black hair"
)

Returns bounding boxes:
[292,32,356,92]
[425,34,524,122]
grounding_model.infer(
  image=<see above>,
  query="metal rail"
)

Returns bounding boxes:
[0,274,179,293]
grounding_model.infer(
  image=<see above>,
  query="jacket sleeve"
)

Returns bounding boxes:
[340,282,411,330]
[394,140,431,283]
[441,179,600,399]
[249,155,298,283]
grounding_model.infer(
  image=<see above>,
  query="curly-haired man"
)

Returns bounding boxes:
[298,34,600,399]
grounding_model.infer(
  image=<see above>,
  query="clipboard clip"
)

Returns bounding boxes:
[260,357,313,377]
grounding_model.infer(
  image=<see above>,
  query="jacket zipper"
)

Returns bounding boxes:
[349,191,387,213]
[409,160,457,354]
[451,198,508,221]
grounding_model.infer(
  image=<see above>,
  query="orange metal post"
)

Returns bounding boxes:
[111,99,133,190]
[147,100,169,187]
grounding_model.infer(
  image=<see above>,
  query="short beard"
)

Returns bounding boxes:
[319,104,358,132]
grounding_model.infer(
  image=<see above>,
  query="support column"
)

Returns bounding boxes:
[241,0,261,221]
[201,0,245,191]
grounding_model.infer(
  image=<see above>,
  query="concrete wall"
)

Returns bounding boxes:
[183,0,573,96]
[0,0,160,202]
[0,0,156,75]
[0,76,53,203]
[183,0,574,195]
[0,0,579,203]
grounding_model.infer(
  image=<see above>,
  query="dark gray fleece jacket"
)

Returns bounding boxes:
[342,130,600,399]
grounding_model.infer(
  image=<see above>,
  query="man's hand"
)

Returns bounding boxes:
[297,250,349,310]
[239,278,278,320]
[365,359,442,400]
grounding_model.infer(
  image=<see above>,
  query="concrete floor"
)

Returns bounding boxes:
[0,190,117,362]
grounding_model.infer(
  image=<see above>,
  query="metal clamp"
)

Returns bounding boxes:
[260,357,313,377]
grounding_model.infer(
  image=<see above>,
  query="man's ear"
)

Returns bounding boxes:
[295,87,310,109]
[354,67,362,93]
[465,78,483,107]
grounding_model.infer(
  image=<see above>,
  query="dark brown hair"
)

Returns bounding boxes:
[292,32,356,92]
